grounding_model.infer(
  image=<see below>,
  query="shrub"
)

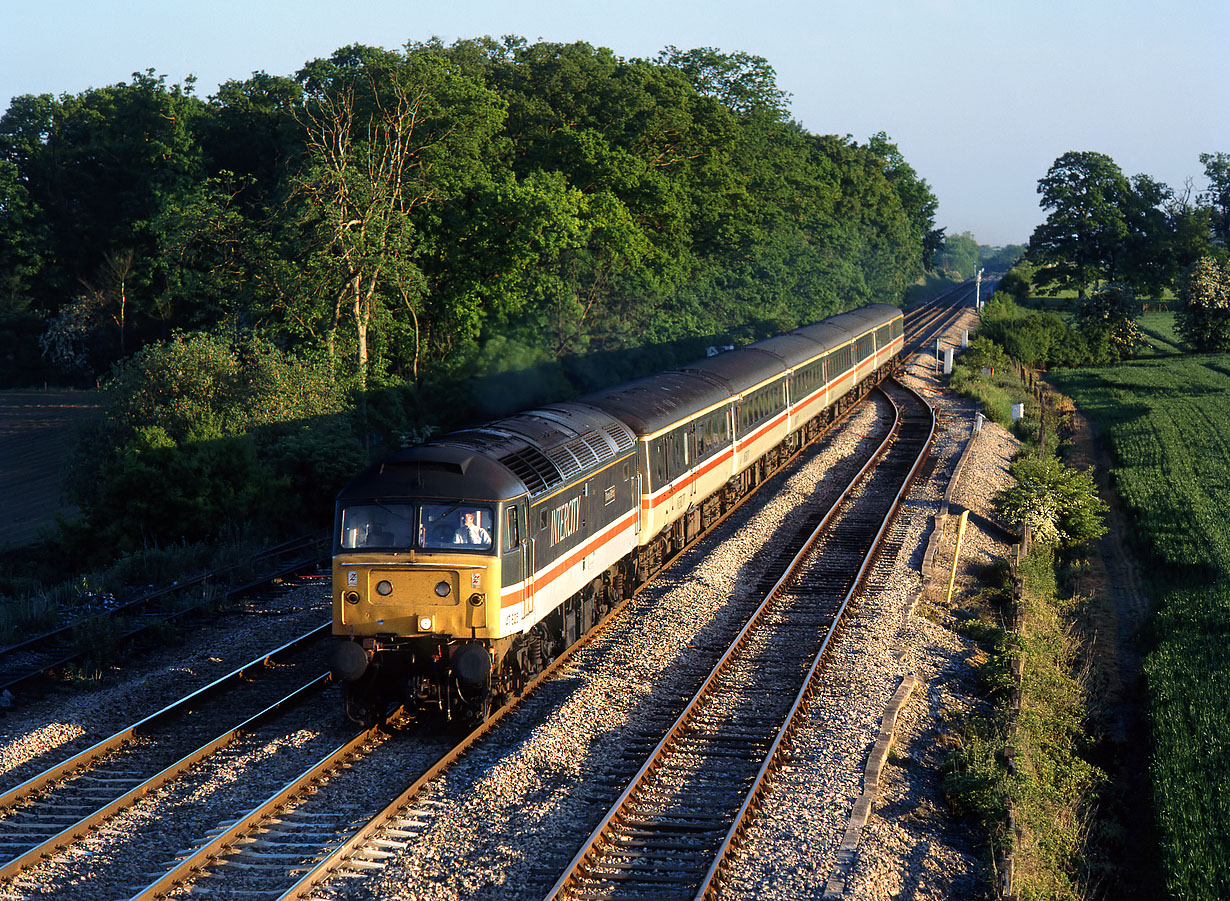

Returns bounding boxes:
[67,331,360,554]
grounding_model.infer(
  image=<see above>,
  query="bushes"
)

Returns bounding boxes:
[978,298,1092,368]
[68,331,364,557]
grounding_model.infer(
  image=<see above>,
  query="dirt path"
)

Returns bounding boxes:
[1064,407,1161,898]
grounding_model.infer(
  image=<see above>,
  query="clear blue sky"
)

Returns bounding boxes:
[4,0,1228,247]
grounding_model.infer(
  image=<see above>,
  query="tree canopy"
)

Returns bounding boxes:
[1,39,939,393]
[0,37,943,554]
[1025,149,1220,303]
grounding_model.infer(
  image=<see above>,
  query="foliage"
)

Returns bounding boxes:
[1176,256,1230,353]
[1010,546,1107,900]
[943,544,1107,900]
[67,332,361,555]
[980,243,1026,272]
[1028,151,1132,298]
[996,260,1035,304]
[933,230,979,279]
[992,453,1107,549]
[1201,151,1230,250]
[1074,283,1147,362]
[1025,150,1222,303]
[977,297,1090,368]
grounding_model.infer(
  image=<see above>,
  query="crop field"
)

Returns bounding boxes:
[1049,355,1230,898]
[0,391,99,550]
[1137,312,1184,356]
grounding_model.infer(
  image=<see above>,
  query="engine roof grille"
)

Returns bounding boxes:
[496,446,561,495]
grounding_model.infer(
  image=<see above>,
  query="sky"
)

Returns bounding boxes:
[3,0,1228,248]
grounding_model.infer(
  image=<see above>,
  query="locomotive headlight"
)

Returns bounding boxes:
[375,580,393,597]
[418,616,434,632]
[344,590,361,605]
[434,580,451,598]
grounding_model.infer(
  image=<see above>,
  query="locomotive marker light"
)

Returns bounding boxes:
[375,580,393,596]
[344,590,361,605]
[434,581,451,598]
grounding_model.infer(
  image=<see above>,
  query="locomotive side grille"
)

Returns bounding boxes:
[545,446,583,481]
[498,447,561,495]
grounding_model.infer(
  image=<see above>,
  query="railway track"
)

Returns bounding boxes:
[0,536,328,700]
[904,280,982,358]
[543,378,933,900]
[0,626,338,890]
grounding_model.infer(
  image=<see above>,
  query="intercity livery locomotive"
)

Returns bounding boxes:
[330,304,905,722]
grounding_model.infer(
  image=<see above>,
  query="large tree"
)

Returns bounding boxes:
[1200,152,1230,250]
[289,44,504,388]
[1028,151,1132,298]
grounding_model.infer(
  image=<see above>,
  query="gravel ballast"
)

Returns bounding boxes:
[0,307,1019,900]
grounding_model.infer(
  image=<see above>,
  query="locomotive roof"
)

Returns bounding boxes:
[575,370,731,436]
[336,444,527,505]
[338,402,636,504]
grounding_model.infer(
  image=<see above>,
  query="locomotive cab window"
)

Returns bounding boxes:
[504,506,520,551]
[340,503,416,550]
[421,503,494,551]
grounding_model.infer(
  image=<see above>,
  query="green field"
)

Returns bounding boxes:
[1137,312,1185,356]
[1049,355,1230,900]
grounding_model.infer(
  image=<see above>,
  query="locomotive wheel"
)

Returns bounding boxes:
[343,668,386,727]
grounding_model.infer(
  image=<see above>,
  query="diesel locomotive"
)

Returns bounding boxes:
[330,304,904,723]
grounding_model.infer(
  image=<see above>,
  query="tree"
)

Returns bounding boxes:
[867,132,943,266]
[0,73,206,372]
[934,231,979,279]
[992,454,1107,549]
[38,249,136,375]
[1076,282,1146,362]
[1200,152,1230,249]
[657,46,789,119]
[1119,173,1174,299]
[1028,151,1131,298]
[1176,256,1230,352]
[289,45,504,388]
[979,244,1025,272]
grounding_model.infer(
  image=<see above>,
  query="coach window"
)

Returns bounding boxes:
[649,437,667,487]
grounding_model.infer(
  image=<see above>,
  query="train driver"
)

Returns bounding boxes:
[453,510,492,548]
